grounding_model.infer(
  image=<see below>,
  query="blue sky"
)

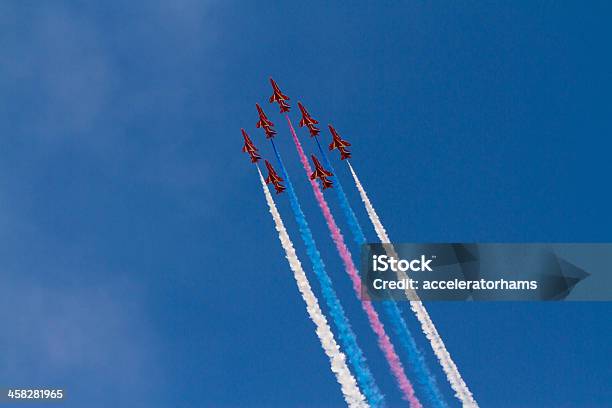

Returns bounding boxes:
[1,1,611,407]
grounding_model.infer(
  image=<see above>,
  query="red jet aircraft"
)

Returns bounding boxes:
[328,125,352,160]
[264,160,286,194]
[297,102,320,136]
[255,103,276,139]
[269,77,290,113]
[310,154,333,189]
[241,129,261,163]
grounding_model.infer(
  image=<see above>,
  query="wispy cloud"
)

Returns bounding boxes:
[0,206,163,406]
[0,1,225,219]
[0,2,223,405]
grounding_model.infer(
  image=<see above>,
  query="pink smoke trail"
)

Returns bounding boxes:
[285,115,422,408]
[347,161,479,407]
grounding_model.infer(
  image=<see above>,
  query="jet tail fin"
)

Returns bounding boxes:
[278,101,290,112]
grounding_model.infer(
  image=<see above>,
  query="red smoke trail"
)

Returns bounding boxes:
[285,115,422,408]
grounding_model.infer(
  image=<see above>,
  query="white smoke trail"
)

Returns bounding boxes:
[257,168,368,408]
[347,161,479,408]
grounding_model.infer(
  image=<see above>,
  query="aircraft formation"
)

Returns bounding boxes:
[243,78,352,193]
[241,78,479,408]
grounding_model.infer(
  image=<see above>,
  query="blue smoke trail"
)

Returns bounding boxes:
[270,140,385,408]
[314,138,448,408]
